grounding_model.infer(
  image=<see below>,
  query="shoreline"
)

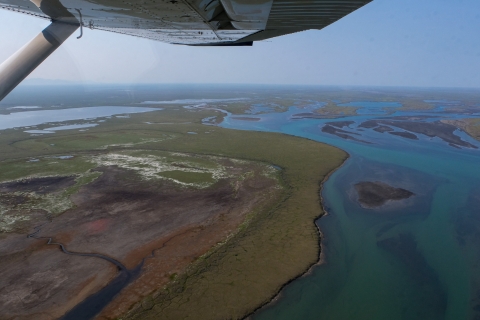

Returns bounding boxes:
[244,151,351,319]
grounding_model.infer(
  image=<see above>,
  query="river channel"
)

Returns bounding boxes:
[27,222,143,320]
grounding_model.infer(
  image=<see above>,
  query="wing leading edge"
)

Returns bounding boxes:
[0,0,371,100]
[0,0,371,45]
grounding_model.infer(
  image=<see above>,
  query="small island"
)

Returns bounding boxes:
[231,116,261,121]
[354,181,414,208]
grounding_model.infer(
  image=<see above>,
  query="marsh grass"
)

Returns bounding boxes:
[315,101,358,116]
[462,118,480,140]
[0,157,95,183]
[158,171,214,185]
[397,99,435,111]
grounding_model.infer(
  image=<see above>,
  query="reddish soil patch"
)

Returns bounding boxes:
[83,218,111,234]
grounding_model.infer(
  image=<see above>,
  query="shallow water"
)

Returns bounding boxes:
[25,123,99,134]
[0,106,156,131]
[221,103,480,319]
[60,264,142,320]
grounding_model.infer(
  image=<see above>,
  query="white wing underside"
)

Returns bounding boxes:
[0,0,371,45]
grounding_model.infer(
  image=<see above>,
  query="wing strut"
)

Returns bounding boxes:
[0,21,78,101]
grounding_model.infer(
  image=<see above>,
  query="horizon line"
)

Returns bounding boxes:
[19,80,480,91]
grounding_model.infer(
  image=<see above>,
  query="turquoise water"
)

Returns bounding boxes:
[221,105,480,319]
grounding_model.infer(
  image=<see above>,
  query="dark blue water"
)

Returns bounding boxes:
[60,264,142,320]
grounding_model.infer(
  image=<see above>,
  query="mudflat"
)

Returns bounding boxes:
[359,119,477,149]
[322,124,371,144]
[355,181,415,208]
[231,117,261,121]
[389,131,418,140]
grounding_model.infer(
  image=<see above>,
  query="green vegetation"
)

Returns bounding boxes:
[0,157,94,182]
[88,150,243,188]
[158,171,214,185]
[14,131,176,153]
[269,99,306,109]
[0,146,260,232]
[315,101,358,116]
[0,156,105,232]
[396,99,435,111]
[463,118,480,140]
[1,174,88,232]
[218,102,252,114]
[0,107,346,319]
[218,101,289,114]
[443,118,480,141]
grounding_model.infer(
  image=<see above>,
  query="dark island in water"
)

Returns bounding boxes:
[354,181,415,208]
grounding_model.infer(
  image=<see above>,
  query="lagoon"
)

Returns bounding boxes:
[0,106,157,131]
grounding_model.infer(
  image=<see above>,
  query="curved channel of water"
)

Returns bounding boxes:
[220,105,480,319]
[28,223,142,320]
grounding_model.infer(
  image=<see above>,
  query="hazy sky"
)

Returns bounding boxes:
[1,0,479,87]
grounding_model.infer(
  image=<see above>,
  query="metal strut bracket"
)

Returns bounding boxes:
[0,21,79,101]
[75,9,83,39]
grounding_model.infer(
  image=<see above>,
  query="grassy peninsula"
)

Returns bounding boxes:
[118,109,347,319]
[442,118,480,141]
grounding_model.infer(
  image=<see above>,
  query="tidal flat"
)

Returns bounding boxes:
[354,181,415,208]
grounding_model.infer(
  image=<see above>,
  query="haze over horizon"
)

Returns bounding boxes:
[1,0,479,88]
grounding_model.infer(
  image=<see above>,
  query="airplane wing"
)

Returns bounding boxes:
[0,0,371,101]
[0,0,371,45]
